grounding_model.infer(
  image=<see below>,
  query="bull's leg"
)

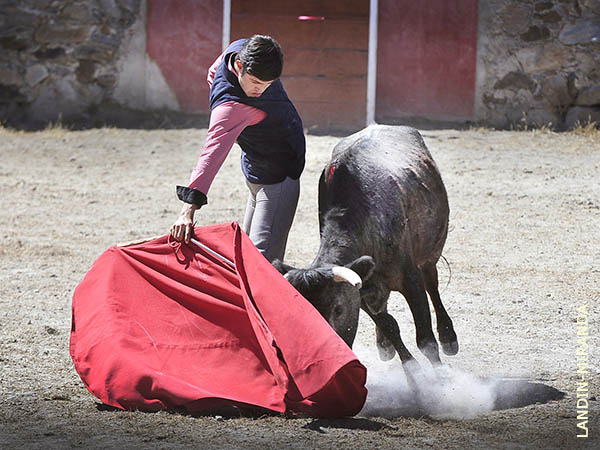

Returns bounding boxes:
[361,300,415,364]
[375,319,396,361]
[401,266,442,366]
[362,304,422,389]
[422,262,458,356]
[360,283,396,361]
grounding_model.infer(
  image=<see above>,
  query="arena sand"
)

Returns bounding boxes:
[0,125,598,449]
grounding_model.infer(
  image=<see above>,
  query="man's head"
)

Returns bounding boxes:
[234,35,283,97]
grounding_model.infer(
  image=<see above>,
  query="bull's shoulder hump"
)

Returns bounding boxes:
[334,125,424,152]
[329,125,432,169]
[341,125,424,146]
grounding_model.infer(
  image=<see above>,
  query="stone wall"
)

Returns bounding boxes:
[1,0,133,128]
[0,0,197,129]
[1,0,599,130]
[477,0,600,129]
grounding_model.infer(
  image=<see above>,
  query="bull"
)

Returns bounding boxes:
[273,125,458,373]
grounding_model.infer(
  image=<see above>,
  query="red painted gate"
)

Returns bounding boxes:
[376,0,478,123]
[230,0,369,132]
[145,0,478,128]
[146,0,222,114]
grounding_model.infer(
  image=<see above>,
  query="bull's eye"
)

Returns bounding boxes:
[333,305,343,317]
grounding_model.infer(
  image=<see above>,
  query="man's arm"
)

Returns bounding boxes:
[170,101,266,243]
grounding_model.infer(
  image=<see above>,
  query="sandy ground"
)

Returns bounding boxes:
[0,124,599,449]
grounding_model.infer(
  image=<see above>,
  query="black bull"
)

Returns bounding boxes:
[274,125,458,371]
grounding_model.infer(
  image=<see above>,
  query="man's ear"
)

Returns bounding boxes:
[235,58,243,73]
[346,256,375,283]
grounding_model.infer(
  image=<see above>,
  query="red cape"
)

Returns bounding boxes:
[70,222,367,416]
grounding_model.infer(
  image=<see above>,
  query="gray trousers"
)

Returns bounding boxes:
[242,177,300,262]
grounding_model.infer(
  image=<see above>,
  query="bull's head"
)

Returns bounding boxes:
[272,256,375,347]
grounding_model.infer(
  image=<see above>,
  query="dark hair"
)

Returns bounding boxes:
[235,35,283,81]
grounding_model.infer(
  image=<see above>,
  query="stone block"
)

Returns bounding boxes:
[572,53,600,84]
[61,3,95,23]
[29,77,82,122]
[494,71,536,91]
[525,108,561,128]
[559,19,600,44]
[565,105,600,128]
[90,32,120,48]
[483,91,508,106]
[581,0,600,15]
[35,23,90,44]
[576,86,600,105]
[521,25,551,42]
[516,44,571,72]
[3,9,42,27]
[536,10,562,23]
[73,45,116,64]
[0,65,22,86]
[0,84,26,103]
[34,47,66,59]
[118,0,141,13]
[0,26,33,51]
[535,2,554,12]
[96,74,117,88]
[99,0,121,20]
[539,73,573,107]
[25,64,49,86]
[500,3,531,35]
[76,60,96,84]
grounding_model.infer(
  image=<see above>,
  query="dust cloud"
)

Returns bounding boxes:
[354,344,498,419]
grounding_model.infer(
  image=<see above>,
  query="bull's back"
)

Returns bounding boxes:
[320,125,449,265]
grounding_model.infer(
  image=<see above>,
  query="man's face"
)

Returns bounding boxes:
[235,60,275,98]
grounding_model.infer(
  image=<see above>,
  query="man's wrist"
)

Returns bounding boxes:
[180,203,198,217]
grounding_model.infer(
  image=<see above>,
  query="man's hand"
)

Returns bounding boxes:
[170,203,198,243]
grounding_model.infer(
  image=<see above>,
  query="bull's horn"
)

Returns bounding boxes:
[332,266,362,289]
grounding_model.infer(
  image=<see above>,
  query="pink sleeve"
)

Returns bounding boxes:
[207,53,225,87]
[188,102,266,195]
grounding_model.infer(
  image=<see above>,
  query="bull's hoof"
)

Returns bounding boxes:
[376,341,396,361]
[441,340,459,356]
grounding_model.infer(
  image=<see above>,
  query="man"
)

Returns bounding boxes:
[170,35,305,262]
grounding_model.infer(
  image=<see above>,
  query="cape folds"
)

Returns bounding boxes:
[70,222,367,416]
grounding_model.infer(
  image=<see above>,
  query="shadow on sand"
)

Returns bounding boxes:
[299,377,565,433]
[490,378,565,410]
[95,376,564,433]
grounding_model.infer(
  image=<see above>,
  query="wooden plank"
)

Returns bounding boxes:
[231,0,369,130]
[284,48,367,78]
[283,76,366,104]
[295,101,366,131]
[232,0,368,17]
[231,16,368,50]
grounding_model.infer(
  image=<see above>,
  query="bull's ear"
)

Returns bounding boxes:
[347,256,375,283]
[272,259,296,275]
